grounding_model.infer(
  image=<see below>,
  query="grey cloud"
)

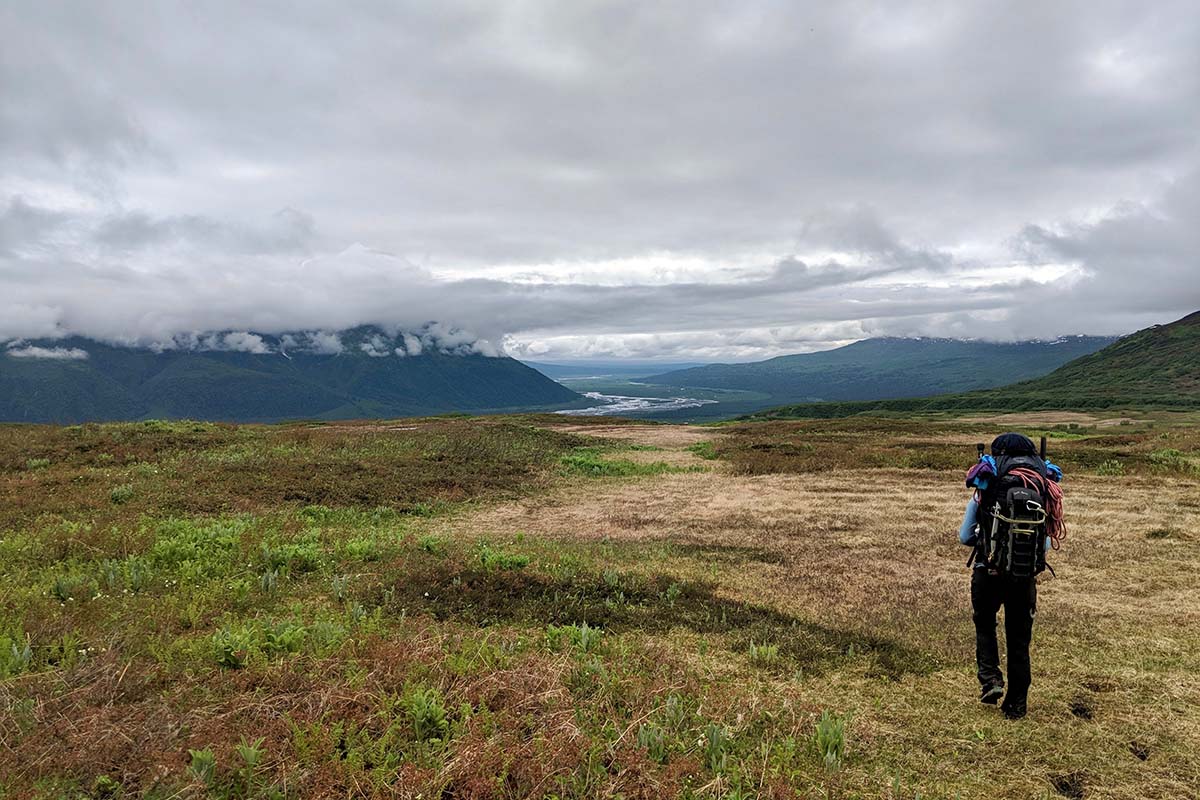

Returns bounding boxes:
[1016,169,1200,319]
[0,197,70,255]
[1,2,1198,359]
[93,207,316,255]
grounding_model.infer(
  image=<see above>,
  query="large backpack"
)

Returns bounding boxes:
[974,437,1050,579]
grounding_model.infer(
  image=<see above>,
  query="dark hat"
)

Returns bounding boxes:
[991,432,1036,456]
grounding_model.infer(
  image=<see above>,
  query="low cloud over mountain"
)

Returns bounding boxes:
[2,2,1198,360]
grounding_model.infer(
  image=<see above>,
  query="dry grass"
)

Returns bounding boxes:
[952,411,1139,427]
[1,414,1198,798]
[543,423,715,448]
[436,418,1200,798]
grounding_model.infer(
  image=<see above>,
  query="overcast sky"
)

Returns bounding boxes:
[2,1,1198,361]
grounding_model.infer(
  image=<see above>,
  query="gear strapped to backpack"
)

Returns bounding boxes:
[969,433,1054,579]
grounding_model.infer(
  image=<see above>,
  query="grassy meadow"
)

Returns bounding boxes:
[1,413,1198,798]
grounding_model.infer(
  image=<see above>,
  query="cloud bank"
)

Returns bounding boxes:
[5,344,89,360]
[2,2,1198,360]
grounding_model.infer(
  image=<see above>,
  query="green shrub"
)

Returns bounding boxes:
[213,626,255,669]
[1149,448,1198,474]
[637,723,668,763]
[815,710,847,772]
[0,634,33,677]
[406,502,439,517]
[91,775,121,798]
[546,622,603,654]
[661,693,688,732]
[187,747,217,785]
[748,641,780,667]
[259,568,279,595]
[25,457,50,470]
[308,620,347,653]
[100,559,121,591]
[703,723,729,772]
[567,655,610,696]
[259,534,323,574]
[1095,459,1125,476]
[109,484,134,505]
[211,618,340,668]
[343,537,380,562]
[299,504,338,524]
[686,441,720,460]
[101,557,152,593]
[150,517,244,577]
[262,621,306,656]
[418,534,446,555]
[478,544,530,572]
[402,685,449,741]
[127,558,151,592]
[228,579,253,610]
[51,573,98,603]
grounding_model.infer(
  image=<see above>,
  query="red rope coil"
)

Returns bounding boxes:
[1008,466,1066,548]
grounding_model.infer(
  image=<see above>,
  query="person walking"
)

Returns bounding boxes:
[957,432,1065,720]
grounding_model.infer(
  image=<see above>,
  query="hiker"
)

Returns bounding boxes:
[957,432,1065,720]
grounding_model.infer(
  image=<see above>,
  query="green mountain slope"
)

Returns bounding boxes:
[0,328,580,423]
[644,336,1115,403]
[748,311,1200,419]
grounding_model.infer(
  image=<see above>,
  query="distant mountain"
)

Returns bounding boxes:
[0,327,580,423]
[523,360,709,379]
[644,336,1116,403]
[747,311,1200,418]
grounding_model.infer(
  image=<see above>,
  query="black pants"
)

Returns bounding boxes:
[971,570,1037,707]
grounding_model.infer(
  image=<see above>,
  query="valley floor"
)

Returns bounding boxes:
[1,414,1198,798]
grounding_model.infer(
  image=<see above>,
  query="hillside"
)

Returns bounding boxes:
[748,310,1200,418]
[644,336,1115,403]
[0,327,580,423]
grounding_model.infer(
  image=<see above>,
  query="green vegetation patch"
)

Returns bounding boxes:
[560,446,700,477]
[0,418,588,532]
[686,440,720,460]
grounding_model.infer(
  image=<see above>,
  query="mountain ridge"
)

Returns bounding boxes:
[745,311,1200,419]
[643,335,1117,404]
[0,326,580,423]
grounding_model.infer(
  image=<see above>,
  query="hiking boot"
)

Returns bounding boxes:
[1001,701,1027,720]
[980,684,1004,705]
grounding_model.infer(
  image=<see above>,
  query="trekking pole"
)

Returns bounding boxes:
[977,442,985,460]
[1039,436,1047,460]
